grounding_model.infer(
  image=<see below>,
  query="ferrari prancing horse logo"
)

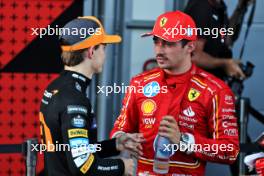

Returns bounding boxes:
[160,17,168,27]
[188,88,201,101]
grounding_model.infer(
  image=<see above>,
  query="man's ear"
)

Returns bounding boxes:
[186,41,196,53]
[87,46,94,59]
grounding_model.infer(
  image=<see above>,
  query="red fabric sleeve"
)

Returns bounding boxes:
[110,78,139,138]
[192,88,239,164]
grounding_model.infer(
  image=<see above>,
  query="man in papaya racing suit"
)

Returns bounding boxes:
[40,16,144,176]
[111,11,239,176]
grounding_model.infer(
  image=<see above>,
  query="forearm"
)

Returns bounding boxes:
[192,135,239,164]
[86,156,124,176]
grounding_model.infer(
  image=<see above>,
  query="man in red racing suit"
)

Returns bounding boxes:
[110,11,239,176]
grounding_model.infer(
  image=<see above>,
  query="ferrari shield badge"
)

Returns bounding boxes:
[188,88,200,101]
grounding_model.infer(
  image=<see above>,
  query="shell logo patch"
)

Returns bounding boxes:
[188,88,201,101]
[160,17,168,27]
[141,99,156,116]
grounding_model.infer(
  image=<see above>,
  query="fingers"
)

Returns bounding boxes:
[159,116,181,144]
[159,125,177,134]
[126,133,146,144]
[232,60,246,79]
[158,131,171,139]
[124,141,143,156]
[159,125,181,144]
[236,68,246,80]
[162,115,176,123]
[160,116,178,130]
[118,133,145,156]
[225,59,246,79]
[133,133,146,142]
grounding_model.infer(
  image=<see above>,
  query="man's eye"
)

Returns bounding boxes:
[153,41,159,44]
[165,42,176,46]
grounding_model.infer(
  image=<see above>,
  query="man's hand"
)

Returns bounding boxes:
[121,158,134,176]
[223,59,246,79]
[116,133,145,157]
[159,115,181,144]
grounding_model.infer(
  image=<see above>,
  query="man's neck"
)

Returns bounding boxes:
[64,64,94,79]
[164,61,192,75]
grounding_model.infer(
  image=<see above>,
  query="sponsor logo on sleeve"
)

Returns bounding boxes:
[179,121,194,129]
[142,118,156,128]
[80,154,94,174]
[74,154,89,167]
[188,88,201,101]
[223,115,236,120]
[224,129,238,136]
[72,73,86,82]
[75,82,82,92]
[70,138,89,158]
[69,138,89,148]
[44,90,53,98]
[182,106,195,117]
[143,81,160,97]
[179,114,197,123]
[67,105,88,115]
[222,122,237,128]
[141,99,157,116]
[68,129,88,138]
[52,89,59,95]
[71,146,90,158]
[222,108,236,113]
[98,165,119,171]
[224,95,234,105]
[71,115,86,128]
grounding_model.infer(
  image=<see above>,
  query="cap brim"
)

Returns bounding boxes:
[141,32,153,37]
[103,35,122,43]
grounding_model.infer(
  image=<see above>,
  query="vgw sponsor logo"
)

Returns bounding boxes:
[142,118,156,128]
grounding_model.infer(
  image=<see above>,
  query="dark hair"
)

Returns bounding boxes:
[180,39,194,56]
[180,39,190,48]
[60,37,100,66]
[61,49,86,66]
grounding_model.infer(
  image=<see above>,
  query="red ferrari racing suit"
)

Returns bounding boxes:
[110,64,239,176]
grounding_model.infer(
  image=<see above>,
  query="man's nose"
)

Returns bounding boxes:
[155,44,165,54]
[155,40,166,47]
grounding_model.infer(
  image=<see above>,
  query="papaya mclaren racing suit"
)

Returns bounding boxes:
[110,64,239,176]
[40,70,124,176]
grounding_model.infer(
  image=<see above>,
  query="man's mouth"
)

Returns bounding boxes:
[156,56,167,62]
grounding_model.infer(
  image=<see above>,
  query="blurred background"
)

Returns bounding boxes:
[0,0,263,175]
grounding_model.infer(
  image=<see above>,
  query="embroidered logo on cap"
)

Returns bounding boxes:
[160,17,168,27]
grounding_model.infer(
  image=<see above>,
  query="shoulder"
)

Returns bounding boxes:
[130,68,163,85]
[193,67,232,95]
[45,79,89,108]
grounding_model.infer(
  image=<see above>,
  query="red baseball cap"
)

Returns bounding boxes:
[142,11,197,42]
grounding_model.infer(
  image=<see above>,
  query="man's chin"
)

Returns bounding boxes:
[157,64,169,69]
